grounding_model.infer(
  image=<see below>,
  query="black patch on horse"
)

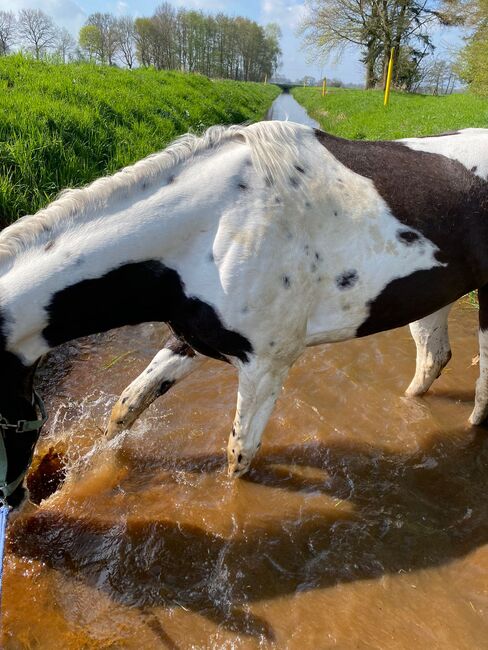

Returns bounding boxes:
[157,380,174,397]
[315,129,488,335]
[165,335,196,358]
[43,261,253,363]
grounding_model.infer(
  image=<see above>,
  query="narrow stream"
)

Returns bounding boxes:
[267,90,320,128]
[3,96,488,650]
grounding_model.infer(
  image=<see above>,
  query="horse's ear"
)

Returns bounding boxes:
[233,133,246,144]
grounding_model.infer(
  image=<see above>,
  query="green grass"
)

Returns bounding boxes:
[0,55,280,226]
[292,87,488,140]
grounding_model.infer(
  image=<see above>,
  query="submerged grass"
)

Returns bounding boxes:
[291,87,488,140]
[0,55,280,225]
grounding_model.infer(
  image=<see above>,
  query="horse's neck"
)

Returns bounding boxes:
[1,140,248,365]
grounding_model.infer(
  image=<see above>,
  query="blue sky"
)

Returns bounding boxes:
[1,0,466,84]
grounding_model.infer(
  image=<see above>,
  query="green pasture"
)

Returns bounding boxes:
[292,87,488,140]
[0,55,280,226]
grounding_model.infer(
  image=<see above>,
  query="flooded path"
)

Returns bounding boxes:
[267,91,320,128]
[3,99,488,649]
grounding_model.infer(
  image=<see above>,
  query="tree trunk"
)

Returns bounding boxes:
[365,41,376,90]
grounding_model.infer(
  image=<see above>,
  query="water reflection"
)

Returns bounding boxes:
[267,91,320,129]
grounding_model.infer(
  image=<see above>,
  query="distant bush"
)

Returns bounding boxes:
[0,55,280,225]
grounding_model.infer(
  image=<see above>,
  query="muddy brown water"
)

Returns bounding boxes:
[2,301,488,649]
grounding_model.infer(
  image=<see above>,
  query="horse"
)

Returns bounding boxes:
[0,120,487,509]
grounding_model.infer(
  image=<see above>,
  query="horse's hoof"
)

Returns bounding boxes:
[228,464,250,478]
[107,402,130,438]
[227,447,251,478]
[469,410,488,426]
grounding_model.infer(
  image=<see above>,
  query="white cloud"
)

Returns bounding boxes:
[0,0,86,34]
[261,0,308,29]
[116,0,129,15]
[170,0,228,10]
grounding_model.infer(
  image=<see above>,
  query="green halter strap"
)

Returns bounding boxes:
[0,391,47,503]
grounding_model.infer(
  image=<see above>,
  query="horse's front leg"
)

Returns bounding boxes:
[228,357,291,477]
[107,336,204,437]
[405,303,453,397]
[470,285,488,425]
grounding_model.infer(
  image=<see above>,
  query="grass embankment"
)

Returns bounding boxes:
[292,87,488,140]
[0,55,280,226]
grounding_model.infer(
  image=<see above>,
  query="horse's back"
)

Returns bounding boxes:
[399,128,488,179]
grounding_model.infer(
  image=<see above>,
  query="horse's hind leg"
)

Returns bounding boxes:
[228,357,290,477]
[405,303,453,397]
[107,336,203,437]
[470,286,488,425]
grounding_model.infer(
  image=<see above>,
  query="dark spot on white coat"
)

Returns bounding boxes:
[397,230,420,245]
[336,270,359,289]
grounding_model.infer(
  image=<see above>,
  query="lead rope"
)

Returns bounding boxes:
[0,391,48,619]
[0,501,8,612]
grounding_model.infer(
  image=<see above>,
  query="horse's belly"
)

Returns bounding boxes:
[306,261,476,346]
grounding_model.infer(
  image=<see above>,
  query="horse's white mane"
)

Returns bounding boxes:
[0,120,311,264]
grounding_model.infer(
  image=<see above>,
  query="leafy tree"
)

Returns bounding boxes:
[458,0,488,93]
[79,25,102,62]
[80,13,119,65]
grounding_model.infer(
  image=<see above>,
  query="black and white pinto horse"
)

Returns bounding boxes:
[0,121,487,508]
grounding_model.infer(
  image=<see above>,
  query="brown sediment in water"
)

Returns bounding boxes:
[26,447,67,505]
[2,304,488,649]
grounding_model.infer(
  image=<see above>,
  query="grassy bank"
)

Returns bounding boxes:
[0,55,280,225]
[292,87,488,140]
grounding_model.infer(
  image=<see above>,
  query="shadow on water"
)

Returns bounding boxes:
[9,426,488,641]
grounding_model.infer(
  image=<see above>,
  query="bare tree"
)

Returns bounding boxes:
[17,9,57,60]
[55,27,75,63]
[419,56,459,94]
[116,16,136,69]
[0,10,16,56]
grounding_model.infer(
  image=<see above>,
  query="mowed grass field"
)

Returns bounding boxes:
[292,87,488,140]
[0,56,280,226]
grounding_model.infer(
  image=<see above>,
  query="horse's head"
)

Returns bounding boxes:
[0,352,47,509]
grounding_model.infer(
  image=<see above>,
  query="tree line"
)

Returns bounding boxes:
[0,4,281,82]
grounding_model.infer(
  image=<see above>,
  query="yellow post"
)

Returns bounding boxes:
[322,78,326,96]
[384,48,394,106]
